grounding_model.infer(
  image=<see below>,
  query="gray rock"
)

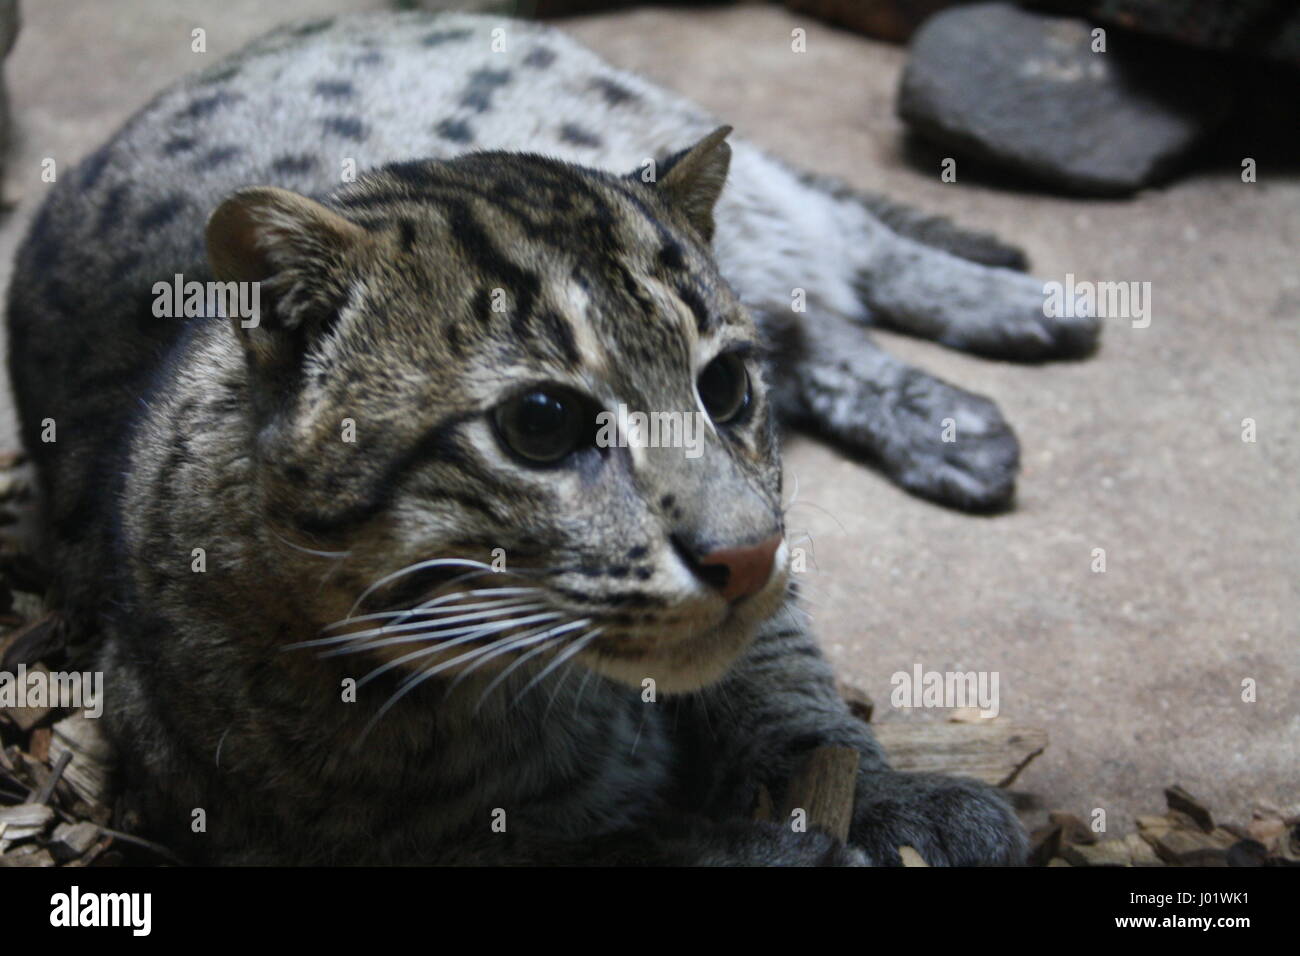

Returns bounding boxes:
[897,2,1232,196]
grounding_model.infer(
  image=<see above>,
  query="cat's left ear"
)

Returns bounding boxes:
[647,125,732,243]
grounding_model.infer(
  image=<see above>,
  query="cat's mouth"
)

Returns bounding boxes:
[572,562,790,693]
[320,544,788,695]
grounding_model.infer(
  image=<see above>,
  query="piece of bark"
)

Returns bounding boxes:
[837,681,874,723]
[778,745,860,842]
[67,833,115,868]
[1,661,53,731]
[1142,825,1235,866]
[898,845,929,866]
[0,847,56,867]
[50,709,115,807]
[1164,785,1214,832]
[0,614,66,671]
[1124,832,1165,867]
[29,726,50,762]
[0,802,54,844]
[1062,839,1132,867]
[1226,839,1270,867]
[49,821,100,862]
[1049,810,1099,846]
[1136,814,1171,833]
[872,720,1046,787]
[1028,822,1063,866]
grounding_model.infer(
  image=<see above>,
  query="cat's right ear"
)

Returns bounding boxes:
[636,126,733,244]
[206,186,368,375]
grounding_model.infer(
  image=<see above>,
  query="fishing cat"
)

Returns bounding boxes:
[6,11,1089,864]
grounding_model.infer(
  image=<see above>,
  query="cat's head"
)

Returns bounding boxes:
[206,127,788,694]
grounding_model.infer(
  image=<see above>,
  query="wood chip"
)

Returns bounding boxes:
[1061,839,1131,867]
[947,707,993,723]
[1164,785,1214,832]
[1049,810,1099,846]
[0,802,55,844]
[872,720,1047,787]
[898,845,929,866]
[1141,825,1234,866]
[778,745,859,842]
[0,846,56,867]
[1124,832,1164,866]
[28,726,50,762]
[0,613,65,672]
[49,821,100,862]
[1028,822,1063,866]
[49,710,115,807]
[1,661,53,731]
[837,681,874,723]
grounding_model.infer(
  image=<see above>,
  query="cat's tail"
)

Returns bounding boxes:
[787,165,1029,272]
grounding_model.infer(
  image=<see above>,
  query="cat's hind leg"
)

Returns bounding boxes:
[854,230,1100,361]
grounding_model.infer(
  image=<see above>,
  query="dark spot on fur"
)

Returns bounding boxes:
[163,136,197,156]
[559,123,602,148]
[396,218,417,254]
[591,77,638,106]
[676,283,710,333]
[194,145,242,172]
[322,116,367,141]
[313,79,355,99]
[523,46,556,68]
[271,154,318,175]
[435,118,474,143]
[471,286,494,324]
[660,494,676,509]
[291,18,334,37]
[627,545,649,560]
[535,309,580,367]
[657,241,686,271]
[460,68,512,113]
[445,321,464,355]
[175,90,241,122]
[354,50,383,67]
[138,195,186,231]
[421,28,472,47]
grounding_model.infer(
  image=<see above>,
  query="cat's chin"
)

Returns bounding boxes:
[578,580,789,694]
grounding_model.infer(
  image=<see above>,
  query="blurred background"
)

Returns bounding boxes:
[0,0,1295,848]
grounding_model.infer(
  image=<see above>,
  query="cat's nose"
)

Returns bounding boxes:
[675,533,784,602]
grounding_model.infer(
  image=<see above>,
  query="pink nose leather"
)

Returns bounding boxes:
[698,534,783,602]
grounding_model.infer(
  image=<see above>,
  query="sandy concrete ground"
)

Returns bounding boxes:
[0,1,1295,834]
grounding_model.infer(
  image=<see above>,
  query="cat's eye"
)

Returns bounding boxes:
[697,352,751,424]
[493,388,592,465]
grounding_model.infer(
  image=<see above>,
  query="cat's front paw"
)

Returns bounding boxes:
[850,771,1027,866]
[881,369,1020,511]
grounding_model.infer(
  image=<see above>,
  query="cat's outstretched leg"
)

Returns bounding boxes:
[854,231,1100,361]
[767,309,1020,511]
